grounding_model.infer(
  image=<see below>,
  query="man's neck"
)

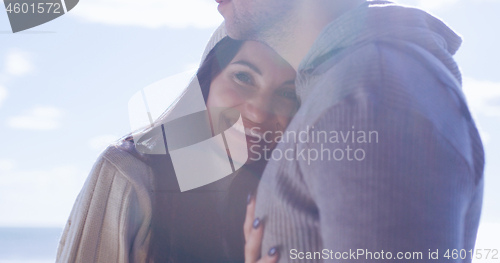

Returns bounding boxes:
[264,0,366,71]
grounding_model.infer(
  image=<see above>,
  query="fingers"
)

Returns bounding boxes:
[244,193,256,243]
[243,193,280,263]
[257,247,279,263]
[245,217,264,263]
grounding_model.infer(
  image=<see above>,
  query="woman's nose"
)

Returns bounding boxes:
[243,95,273,124]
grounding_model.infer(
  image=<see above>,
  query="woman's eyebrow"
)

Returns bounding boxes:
[230,60,262,75]
[282,80,295,85]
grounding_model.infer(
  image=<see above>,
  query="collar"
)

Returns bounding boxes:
[297,1,393,76]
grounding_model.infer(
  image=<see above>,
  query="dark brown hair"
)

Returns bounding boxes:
[144,37,248,262]
[196,36,245,104]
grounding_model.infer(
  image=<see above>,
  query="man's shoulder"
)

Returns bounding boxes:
[308,41,462,116]
[320,41,449,90]
[298,40,472,145]
[297,41,478,173]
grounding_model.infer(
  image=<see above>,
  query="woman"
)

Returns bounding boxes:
[56,25,297,263]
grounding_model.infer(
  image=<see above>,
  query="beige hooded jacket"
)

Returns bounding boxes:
[56,24,227,263]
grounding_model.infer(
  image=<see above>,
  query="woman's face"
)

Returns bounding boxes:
[206,40,297,163]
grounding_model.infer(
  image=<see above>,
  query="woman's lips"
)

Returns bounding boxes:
[225,116,263,140]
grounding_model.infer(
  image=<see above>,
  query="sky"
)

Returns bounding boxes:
[0,0,499,253]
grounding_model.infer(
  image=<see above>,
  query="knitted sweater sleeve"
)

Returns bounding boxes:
[254,43,483,263]
[56,145,154,263]
[299,95,482,261]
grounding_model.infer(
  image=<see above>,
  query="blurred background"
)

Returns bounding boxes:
[0,0,498,262]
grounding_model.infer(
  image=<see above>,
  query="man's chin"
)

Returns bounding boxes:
[220,16,256,40]
[218,7,242,39]
[225,23,258,41]
[223,21,244,40]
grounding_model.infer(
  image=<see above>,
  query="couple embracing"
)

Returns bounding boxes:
[57,0,484,262]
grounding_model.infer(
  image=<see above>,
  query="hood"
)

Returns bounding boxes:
[299,0,463,84]
[127,23,227,155]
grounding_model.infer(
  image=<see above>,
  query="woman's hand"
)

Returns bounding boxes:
[244,194,279,263]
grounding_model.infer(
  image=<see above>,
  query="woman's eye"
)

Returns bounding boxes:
[234,72,253,85]
[279,90,297,101]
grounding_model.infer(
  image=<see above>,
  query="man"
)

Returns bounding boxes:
[217,0,484,262]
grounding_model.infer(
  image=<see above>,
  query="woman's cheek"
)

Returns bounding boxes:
[274,98,297,121]
[209,87,238,109]
[219,86,247,109]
